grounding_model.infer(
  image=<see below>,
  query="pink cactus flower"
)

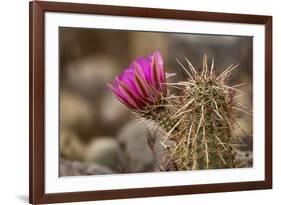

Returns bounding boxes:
[108,50,167,110]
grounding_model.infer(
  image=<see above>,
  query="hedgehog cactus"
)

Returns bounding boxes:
[108,51,250,171]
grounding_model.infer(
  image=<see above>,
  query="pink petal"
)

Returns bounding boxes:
[133,57,153,83]
[107,83,135,109]
[153,50,165,83]
[133,62,150,98]
[118,82,144,109]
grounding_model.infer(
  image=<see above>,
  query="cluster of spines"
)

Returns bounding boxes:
[139,54,251,171]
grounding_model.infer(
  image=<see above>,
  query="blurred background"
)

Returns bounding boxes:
[59,27,253,176]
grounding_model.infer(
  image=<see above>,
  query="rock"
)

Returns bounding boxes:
[117,121,155,173]
[84,137,125,173]
[60,91,96,141]
[64,56,116,100]
[152,129,177,171]
[231,117,252,141]
[99,92,133,135]
[235,150,253,168]
[60,158,115,176]
[60,129,85,161]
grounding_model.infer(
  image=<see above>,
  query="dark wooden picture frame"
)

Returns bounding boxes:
[29,1,272,204]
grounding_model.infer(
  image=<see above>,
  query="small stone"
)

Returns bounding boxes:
[99,92,134,136]
[60,91,96,141]
[117,121,155,173]
[60,158,115,176]
[60,129,85,161]
[64,55,116,100]
[84,137,125,173]
[235,150,253,168]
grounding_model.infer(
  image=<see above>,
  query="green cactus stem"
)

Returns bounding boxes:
[140,54,251,171]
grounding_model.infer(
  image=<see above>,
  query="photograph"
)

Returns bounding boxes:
[59,27,253,176]
[0,0,277,204]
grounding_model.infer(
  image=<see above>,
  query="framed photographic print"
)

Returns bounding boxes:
[29,1,272,204]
